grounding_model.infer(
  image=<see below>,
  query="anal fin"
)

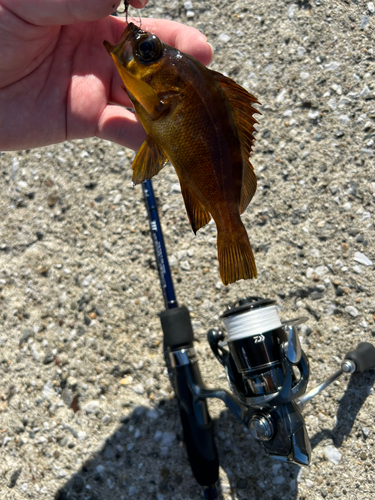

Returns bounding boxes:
[240,158,257,214]
[131,136,167,185]
[180,184,211,234]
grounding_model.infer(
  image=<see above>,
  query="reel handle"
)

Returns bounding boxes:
[345,342,375,373]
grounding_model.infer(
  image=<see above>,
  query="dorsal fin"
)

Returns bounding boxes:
[212,71,259,213]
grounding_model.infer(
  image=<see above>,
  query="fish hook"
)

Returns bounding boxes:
[115,0,142,29]
[114,0,129,18]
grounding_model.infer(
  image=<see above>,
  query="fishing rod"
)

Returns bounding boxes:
[142,179,220,500]
[142,180,177,310]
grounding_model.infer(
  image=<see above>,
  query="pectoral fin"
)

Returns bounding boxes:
[132,137,167,185]
[212,71,259,212]
[180,184,211,234]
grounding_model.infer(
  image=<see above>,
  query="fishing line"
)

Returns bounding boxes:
[222,304,281,341]
[125,0,130,23]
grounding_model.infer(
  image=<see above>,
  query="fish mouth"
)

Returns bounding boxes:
[126,22,144,37]
[103,22,144,56]
[103,23,139,73]
[116,22,143,48]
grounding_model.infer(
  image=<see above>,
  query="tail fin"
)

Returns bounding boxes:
[217,226,257,285]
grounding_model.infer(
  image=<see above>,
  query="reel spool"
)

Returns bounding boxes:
[221,297,309,407]
[222,298,287,398]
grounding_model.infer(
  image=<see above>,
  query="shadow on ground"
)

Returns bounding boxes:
[54,370,374,500]
[309,370,375,450]
[54,397,299,500]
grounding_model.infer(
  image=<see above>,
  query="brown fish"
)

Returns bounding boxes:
[104,23,260,285]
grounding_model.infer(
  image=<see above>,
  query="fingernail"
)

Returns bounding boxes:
[137,0,148,7]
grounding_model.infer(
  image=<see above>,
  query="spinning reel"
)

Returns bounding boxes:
[208,296,375,466]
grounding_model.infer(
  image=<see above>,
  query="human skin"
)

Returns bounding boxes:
[0,0,213,151]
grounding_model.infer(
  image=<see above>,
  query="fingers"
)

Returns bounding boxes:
[97,104,146,151]
[148,19,214,66]
[1,0,121,25]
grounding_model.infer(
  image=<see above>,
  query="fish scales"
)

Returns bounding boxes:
[143,60,243,217]
[104,23,260,285]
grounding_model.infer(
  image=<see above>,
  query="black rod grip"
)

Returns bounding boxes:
[179,402,219,487]
[345,342,375,373]
[175,363,219,487]
[160,306,194,348]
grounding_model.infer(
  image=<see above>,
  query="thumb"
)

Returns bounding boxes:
[2,0,120,25]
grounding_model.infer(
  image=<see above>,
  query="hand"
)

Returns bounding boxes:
[0,0,213,151]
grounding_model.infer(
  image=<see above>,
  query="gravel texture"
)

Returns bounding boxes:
[1,1,375,499]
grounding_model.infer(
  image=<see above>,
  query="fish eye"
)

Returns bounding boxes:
[136,35,162,63]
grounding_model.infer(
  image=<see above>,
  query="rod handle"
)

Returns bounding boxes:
[345,342,375,373]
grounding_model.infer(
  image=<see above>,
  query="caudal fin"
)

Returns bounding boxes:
[217,226,257,285]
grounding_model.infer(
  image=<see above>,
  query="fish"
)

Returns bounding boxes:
[104,23,260,285]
